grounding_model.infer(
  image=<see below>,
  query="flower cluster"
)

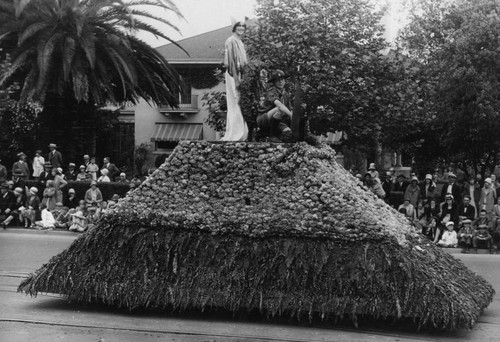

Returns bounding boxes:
[105,141,419,245]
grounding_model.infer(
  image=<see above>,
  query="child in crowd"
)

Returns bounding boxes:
[69,200,87,232]
[54,206,72,229]
[458,219,475,253]
[23,187,40,228]
[472,224,492,253]
[86,207,100,231]
[35,203,56,230]
[437,221,458,247]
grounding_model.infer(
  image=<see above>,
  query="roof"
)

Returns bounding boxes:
[156,19,255,65]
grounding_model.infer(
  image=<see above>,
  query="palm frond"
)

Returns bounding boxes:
[17,21,48,46]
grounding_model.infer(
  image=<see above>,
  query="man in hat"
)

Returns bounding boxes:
[38,162,54,188]
[0,157,7,183]
[47,143,63,169]
[65,163,77,181]
[256,69,293,142]
[458,195,476,222]
[12,152,30,179]
[0,183,16,229]
[440,172,462,206]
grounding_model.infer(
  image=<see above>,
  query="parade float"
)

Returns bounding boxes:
[19,141,494,330]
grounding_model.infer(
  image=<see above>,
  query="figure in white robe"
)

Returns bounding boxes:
[220,18,248,141]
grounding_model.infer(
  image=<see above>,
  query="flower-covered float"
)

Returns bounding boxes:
[19,141,494,330]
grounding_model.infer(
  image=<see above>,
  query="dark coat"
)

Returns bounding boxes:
[394,181,408,193]
[458,203,476,221]
[65,170,77,181]
[12,161,30,179]
[47,150,63,169]
[440,202,460,230]
[420,182,436,202]
[0,191,16,215]
[440,182,463,205]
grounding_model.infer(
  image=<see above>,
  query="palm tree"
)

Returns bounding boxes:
[0,0,184,106]
[0,0,185,158]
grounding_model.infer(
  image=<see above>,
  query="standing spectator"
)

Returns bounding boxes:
[367,163,379,180]
[32,150,45,180]
[458,195,476,222]
[394,174,408,193]
[0,158,7,183]
[435,168,448,184]
[420,174,436,203]
[47,143,63,169]
[404,176,420,207]
[116,172,128,183]
[53,168,68,204]
[76,165,89,181]
[102,157,119,181]
[64,188,79,209]
[479,178,497,215]
[1,184,16,228]
[85,181,103,207]
[491,174,500,189]
[41,180,57,211]
[463,177,481,217]
[97,169,111,182]
[12,152,30,179]
[448,162,466,186]
[83,155,90,169]
[440,173,462,206]
[38,163,54,188]
[23,187,40,228]
[65,163,77,181]
[476,173,485,188]
[381,171,393,204]
[86,157,99,181]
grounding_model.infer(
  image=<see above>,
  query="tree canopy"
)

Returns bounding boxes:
[0,0,183,107]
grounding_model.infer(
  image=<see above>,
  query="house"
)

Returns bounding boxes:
[122,25,236,158]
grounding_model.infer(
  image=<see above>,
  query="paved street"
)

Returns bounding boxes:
[1,229,499,341]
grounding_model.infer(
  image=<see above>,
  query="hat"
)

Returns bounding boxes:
[364,172,372,177]
[478,224,488,229]
[35,149,42,154]
[69,163,76,167]
[403,197,410,202]
[7,180,14,185]
[17,152,26,158]
[389,167,395,172]
[445,221,455,227]
[100,168,109,175]
[44,162,52,167]
[83,154,90,159]
[485,177,492,185]
[368,163,376,170]
[57,167,63,174]
[68,188,75,194]
[386,171,392,176]
[14,187,23,194]
[111,194,120,201]
[411,176,419,183]
[88,206,97,211]
[56,202,63,207]
[90,180,97,186]
[29,187,38,194]
[48,143,57,148]
[397,174,406,178]
[425,174,432,180]
[462,219,472,224]
[445,193,454,200]
[268,69,286,83]
[448,172,457,178]
[120,172,126,177]
[79,165,85,169]
[355,173,362,178]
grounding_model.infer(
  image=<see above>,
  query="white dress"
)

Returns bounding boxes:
[32,156,45,177]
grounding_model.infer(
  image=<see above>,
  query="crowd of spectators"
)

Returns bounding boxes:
[0,143,141,232]
[356,162,500,253]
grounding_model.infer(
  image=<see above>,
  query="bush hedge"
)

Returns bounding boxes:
[18,141,494,330]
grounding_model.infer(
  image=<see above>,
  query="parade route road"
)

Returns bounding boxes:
[1,229,499,341]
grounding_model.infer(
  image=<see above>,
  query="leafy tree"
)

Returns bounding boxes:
[0,0,184,160]
[244,0,392,152]
[394,0,500,174]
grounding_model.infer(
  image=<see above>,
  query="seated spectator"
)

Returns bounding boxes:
[85,181,103,207]
[491,217,500,254]
[420,174,436,203]
[429,199,441,219]
[1,187,26,227]
[458,219,475,253]
[97,168,111,182]
[117,173,128,183]
[434,193,459,243]
[76,165,89,181]
[23,187,40,228]
[65,163,77,181]
[398,198,416,221]
[64,188,79,209]
[69,200,87,232]
[363,173,385,199]
[473,209,493,230]
[130,174,142,186]
[404,176,420,207]
[51,202,64,220]
[463,177,481,217]
[0,183,16,229]
[35,203,56,230]
[111,194,120,202]
[472,224,492,253]
[54,206,72,229]
[86,206,100,231]
[493,197,500,221]
[86,157,99,181]
[416,207,436,239]
[458,195,476,223]
[437,221,458,247]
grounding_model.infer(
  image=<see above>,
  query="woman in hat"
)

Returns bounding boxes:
[76,165,89,181]
[404,176,421,208]
[97,168,111,182]
[220,17,248,142]
[420,174,436,203]
[32,150,45,179]
[480,178,497,215]
[85,181,103,207]
[23,187,40,228]
[41,180,57,211]
[52,167,68,204]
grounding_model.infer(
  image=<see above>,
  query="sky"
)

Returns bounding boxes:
[136,0,406,48]
[137,0,258,48]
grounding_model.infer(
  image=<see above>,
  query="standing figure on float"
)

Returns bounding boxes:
[220,18,248,141]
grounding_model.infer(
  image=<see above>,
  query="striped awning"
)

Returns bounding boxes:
[150,123,203,142]
[317,131,343,144]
